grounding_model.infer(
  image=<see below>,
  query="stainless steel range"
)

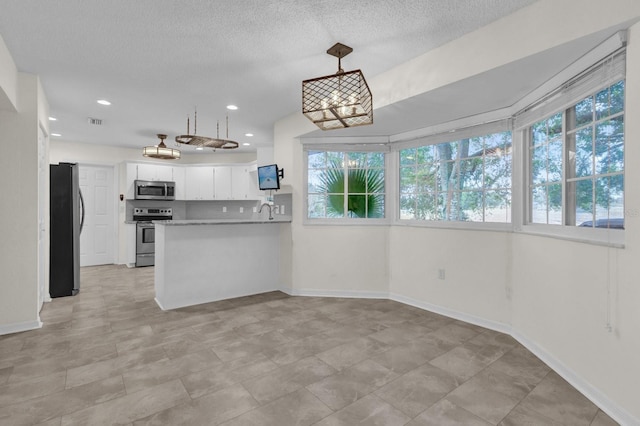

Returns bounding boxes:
[133,207,172,267]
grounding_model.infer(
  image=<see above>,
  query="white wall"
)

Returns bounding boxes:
[0,34,17,111]
[273,1,640,422]
[0,73,47,333]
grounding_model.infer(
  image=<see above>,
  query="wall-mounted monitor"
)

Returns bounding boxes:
[258,164,280,190]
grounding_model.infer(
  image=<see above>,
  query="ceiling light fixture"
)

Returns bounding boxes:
[226,105,238,110]
[245,133,253,137]
[242,143,251,146]
[49,116,57,121]
[175,108,239,150]
[51,133,61,137]
[143,134,181,160]
[97,99,111,106]
[302,42,373,130]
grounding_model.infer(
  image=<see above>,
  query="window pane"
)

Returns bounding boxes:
[416,194,436,220]
[610,81,624,116]
[459,158,483,190]
[595,175,624,225]
[460,138,483,159]
[572,96,593,128]
[548,113,562,139]
[485,155,511,189]
[308,170,325,192]
[438,161,458,192]
[459,191,483,221]
[436,141,457,161]
[326,151,344,165]
[548,140,563,182]
[308,194,326,218]
[532,145,547,185]
[400,194,416,219]
[595,87,610,120]
[485,190,511,223]
[575,179,593,226]
[348,152,366,167]
[548,183,562,225]
[531,186,547,224]
[367,194,385,218]
[308,151,325,168]
[367,169,385,193]
[595,117,624,174]
[367,152,385,168]
[574,128,593,178]
[326,194,344,217]
[400,166,416,193]
[416,167,437,193]
[417,146,436,164]
[400,148,416,166]
[532,120,547,146]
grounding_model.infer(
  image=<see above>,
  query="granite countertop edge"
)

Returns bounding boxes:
[153,217,292,226]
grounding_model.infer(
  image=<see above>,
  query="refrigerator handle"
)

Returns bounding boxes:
[79,189,85,235]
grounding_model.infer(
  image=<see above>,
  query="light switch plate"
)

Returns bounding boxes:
[223,206,227,213]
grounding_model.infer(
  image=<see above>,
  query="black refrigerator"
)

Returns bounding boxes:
[50,162,84,297]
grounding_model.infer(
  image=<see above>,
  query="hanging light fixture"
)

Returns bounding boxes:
[302,42,373,130]
[143,134,181,160]
[175,108,239,150]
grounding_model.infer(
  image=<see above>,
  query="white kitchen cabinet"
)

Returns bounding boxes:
[126,223,136,267]
[137,163,173,182]
[231,165,252,199]
[214,166,232,200]
[172,167,186,200]
[185,166,215,200]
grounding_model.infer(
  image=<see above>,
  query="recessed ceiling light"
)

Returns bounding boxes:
[226,105,238,110]
[196,147,204,151]
[245,133,253,137]
[49,116,57,121]
[242,143,251,146]
[51,133,61,137]
[97,99,111,106]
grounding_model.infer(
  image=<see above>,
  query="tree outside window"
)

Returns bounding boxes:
[399,131,512,223]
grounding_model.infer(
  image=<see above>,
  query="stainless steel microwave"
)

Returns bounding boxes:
[134,180,176,200]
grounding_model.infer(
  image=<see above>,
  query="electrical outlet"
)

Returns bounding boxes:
[222,206,227,213]
[253,207,257,213]
[280,205,285,215]
[239,207,244,213]
[438,269,446,280]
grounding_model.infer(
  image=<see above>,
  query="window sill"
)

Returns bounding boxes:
[394,219,512,233]
[303,218,390,226]
[517,224,625,248]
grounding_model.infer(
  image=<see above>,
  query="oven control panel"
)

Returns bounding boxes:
[133,207,173,221]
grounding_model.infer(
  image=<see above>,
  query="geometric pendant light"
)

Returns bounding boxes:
[142,134,181,160]
[302,42,373,130]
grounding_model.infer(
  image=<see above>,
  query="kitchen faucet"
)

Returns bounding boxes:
[259,203,274,220]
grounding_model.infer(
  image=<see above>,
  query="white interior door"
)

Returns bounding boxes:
[79,165,115,266]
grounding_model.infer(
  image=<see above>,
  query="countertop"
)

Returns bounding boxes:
[153,217,292,226]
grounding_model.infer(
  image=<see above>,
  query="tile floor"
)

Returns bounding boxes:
[0,265,618,425]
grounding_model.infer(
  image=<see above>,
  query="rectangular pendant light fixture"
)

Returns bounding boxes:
[302,43,373,130]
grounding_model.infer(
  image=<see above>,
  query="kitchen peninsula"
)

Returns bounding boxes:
[153,217,291,310]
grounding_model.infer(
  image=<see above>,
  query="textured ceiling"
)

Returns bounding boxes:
[0,0,542,153]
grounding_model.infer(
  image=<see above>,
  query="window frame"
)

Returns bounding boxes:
[392,121,513,232]
[303,145,392,226]
[519,79,626,248]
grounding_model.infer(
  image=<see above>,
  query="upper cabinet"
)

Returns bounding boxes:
[185,166,215,200]
[214,167,232,200]
[124,161,261,201]
[137,163,174,182]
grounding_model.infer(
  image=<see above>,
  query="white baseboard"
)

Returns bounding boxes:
[280,286,388,300]
[389,292,513,336]
[511,330,637,426]
[0,319,43,336]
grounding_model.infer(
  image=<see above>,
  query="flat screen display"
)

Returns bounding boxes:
[258,164,280,190]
